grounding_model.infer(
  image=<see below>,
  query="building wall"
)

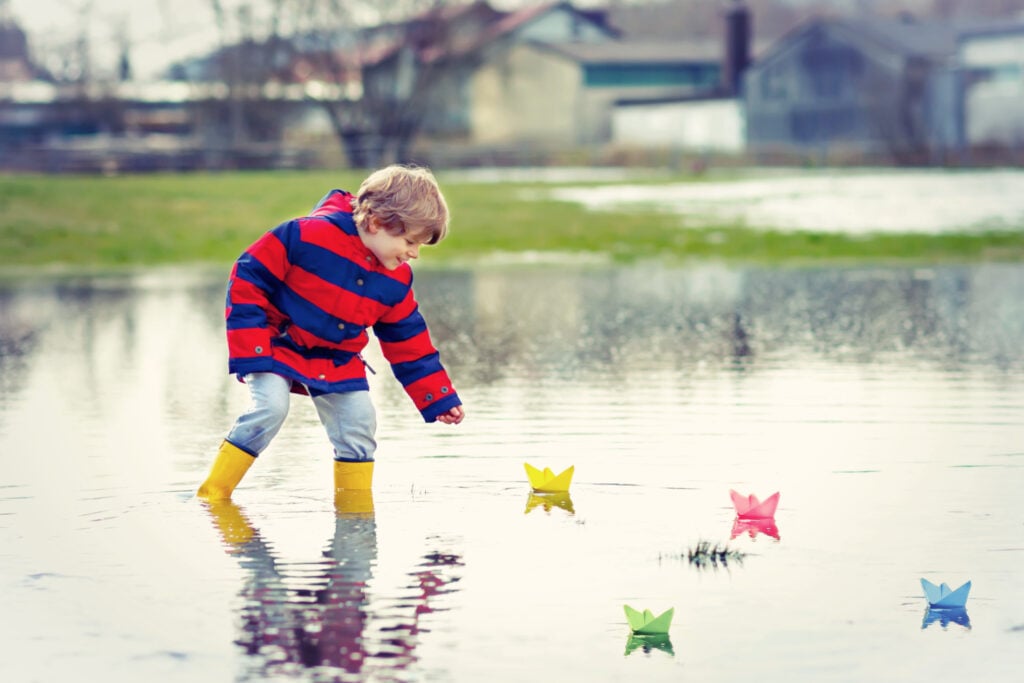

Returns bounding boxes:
[469,43,579,145]
[611,98,744,152]
[743,23,908,155]
[960,31,1024,145]
[579,60,722,144]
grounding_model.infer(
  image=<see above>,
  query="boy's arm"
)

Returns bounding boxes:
[225,221,294,376]
[373,289,461,423]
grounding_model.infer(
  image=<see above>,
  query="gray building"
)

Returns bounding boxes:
[743,16,962,163]
[959,22,1024,150]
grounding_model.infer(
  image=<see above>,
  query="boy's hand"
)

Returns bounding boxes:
[436,405,464,425]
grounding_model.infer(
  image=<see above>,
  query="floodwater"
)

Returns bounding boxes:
[546,168,1024,234]
[1,262,1022,683]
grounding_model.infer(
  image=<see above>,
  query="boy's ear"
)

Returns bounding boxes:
[365,217,381,233]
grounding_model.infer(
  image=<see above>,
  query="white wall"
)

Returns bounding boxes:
[611,98,745,152]
[960,32,1024,145]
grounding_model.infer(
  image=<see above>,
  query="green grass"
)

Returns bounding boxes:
[1,169,1022,270]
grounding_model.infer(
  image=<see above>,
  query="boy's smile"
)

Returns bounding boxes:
[361,220,427,270]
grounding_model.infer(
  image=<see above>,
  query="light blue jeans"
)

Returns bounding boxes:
[226,372,377,462]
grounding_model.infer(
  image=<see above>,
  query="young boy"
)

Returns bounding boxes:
[198,165,464,500]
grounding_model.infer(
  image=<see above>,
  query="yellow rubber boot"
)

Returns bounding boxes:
[197,440,256,500]
[334,460,374,515]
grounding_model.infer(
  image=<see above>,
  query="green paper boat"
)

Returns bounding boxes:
[524,463,574,493]
[624,604,674,635]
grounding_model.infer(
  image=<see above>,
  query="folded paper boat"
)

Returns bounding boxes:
[920,578,971,608]
[623,605,674,635]
[729,489,780,519]
[524,463,574,493]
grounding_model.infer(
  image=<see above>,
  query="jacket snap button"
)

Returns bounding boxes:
[441,386,449,393]
[337,323,345,330]
[356,278,364,286]
[425,393,433,401]
[255,346,263,354]
[318,374,326,380]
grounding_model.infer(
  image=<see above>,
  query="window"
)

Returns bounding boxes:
[761,65,788,99]
[584,63,720,88]
[803,44,862,100]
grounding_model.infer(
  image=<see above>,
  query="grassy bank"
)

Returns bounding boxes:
[1,170,1022,269]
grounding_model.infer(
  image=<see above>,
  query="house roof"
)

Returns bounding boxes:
[956,19,1024,41]
[536,40,721,65]
[836,16,960,60]
[380,1,619,65]
[752,15,964,73]
[478,1,618,42]
[457,1,618,59]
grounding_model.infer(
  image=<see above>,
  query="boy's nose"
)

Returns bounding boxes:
[408,244,420,259]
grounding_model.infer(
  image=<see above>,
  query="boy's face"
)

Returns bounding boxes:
[361,219,428,270]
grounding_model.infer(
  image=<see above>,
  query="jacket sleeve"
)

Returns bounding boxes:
[373,287,461,423]
[225,221,295,376]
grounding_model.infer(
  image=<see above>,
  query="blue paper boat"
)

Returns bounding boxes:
[920,578,971,608]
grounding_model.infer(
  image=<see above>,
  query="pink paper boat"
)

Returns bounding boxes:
[730,489,780,519]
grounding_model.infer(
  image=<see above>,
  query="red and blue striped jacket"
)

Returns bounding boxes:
[225,189,461,423]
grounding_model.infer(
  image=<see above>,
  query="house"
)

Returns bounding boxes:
[609,1,753,154]
[742,15,964,162]
[413,1,623,144]
[459,2,729,146]
[470,39,721,146]
[0,13,37,82]
[323,1,724,147]
[133,1,730,163]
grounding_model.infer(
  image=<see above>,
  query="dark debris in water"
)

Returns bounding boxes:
[662,540,746,570]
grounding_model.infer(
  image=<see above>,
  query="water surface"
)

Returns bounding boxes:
[0,263,1022,682]
[548,168,1024,233]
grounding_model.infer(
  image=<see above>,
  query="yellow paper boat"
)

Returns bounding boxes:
[624,604,674,635]
[524,463,574,493]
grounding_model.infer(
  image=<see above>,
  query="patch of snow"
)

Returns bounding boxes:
[548,170,1024,234]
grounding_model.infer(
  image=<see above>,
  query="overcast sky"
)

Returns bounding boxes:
[5,0,846,80]
[7,0,220,78]
[5,0,552,78]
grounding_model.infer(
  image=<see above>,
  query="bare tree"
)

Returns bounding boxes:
[205,0,464,167]
[36,0,96,85]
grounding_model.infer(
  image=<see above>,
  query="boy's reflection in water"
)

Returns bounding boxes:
[204,491,462,680]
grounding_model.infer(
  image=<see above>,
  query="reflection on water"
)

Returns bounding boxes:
[204,495,461,681]
[524,491,575,515]
[1,263,1023,682]
[730,516,780,541]
[922,607,972,631]
[624,633,675,657]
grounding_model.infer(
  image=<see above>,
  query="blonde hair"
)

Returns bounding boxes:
[353,165,449,245]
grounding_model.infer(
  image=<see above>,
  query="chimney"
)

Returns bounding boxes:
[722,0,751,96]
